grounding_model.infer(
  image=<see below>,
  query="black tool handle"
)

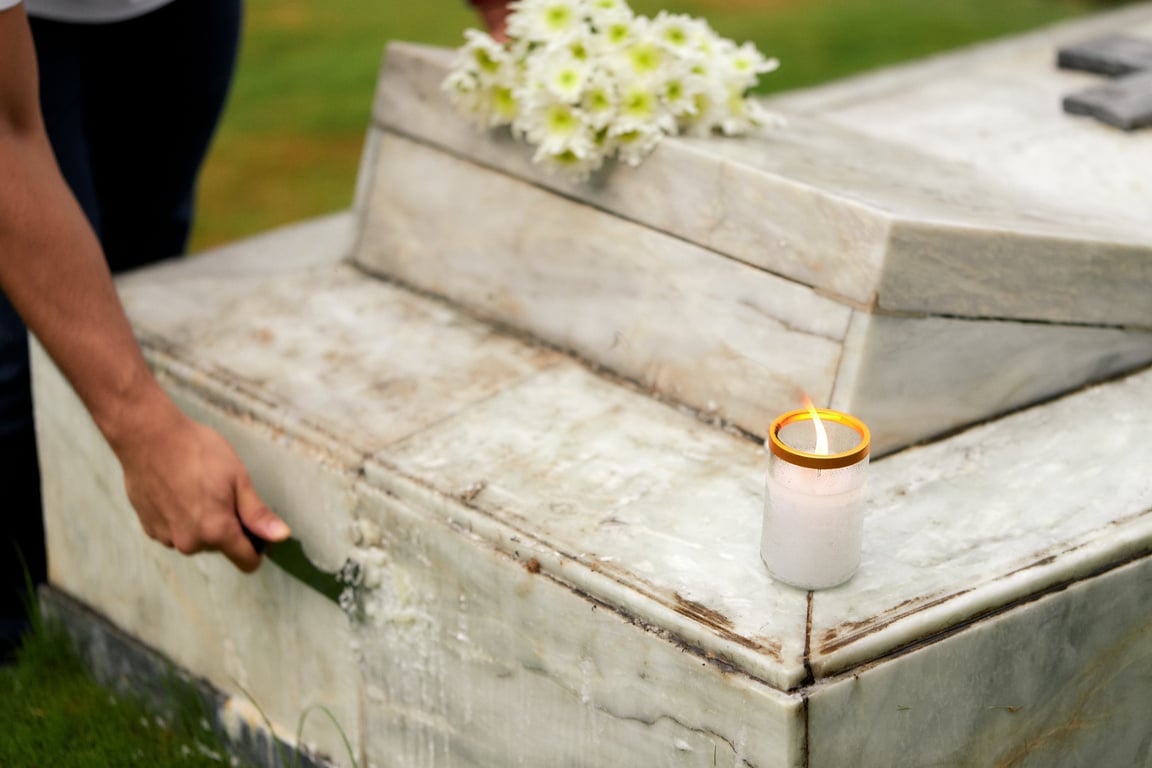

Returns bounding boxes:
[240,522,267,554]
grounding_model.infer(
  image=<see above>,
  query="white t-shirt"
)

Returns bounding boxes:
[23,0,175,23]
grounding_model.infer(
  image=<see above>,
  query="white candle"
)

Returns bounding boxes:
[760,407,870,590]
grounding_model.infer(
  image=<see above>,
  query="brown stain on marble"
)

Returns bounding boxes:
[818,590,972,654]
[818,548,1099,655]
[670,592,784,662]
[673,592,734,630]
[573,559,785,665]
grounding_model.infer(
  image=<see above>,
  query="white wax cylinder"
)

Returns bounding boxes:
[760,408,870,590]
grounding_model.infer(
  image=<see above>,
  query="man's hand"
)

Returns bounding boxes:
[112,396,291,573]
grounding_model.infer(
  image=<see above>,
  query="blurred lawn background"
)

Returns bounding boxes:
[190,0,1133,251]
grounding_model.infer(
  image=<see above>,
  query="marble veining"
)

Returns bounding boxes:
[121,262,562,458]
[836,311,1152,455]
[367,364,809,690]
[101,217,1152,694]
[768,4,1152,226]
[351,483,803,768]
[370,41,1152,326]
[807,557,1152,768]
[811,364,1152,676]
[357,131,850,438]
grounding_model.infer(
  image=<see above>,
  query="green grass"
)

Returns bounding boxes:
[191,0,1131,251]
[0,616,250,767]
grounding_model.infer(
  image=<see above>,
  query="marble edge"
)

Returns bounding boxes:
[133,315,810,691]
[134,298,1151,693]
[881,218,1152,328]
[370,42,886,306]
[808,511,1152,679]
[355,457,810,693]
[141,345,369,469]
[118,212,357,289]
[373,42,1152,327]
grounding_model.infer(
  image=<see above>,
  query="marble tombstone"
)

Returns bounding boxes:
[33,4,1152,768]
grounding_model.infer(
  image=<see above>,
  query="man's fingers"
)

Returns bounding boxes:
[236,475,291,544]
[218,523,262,574]
[213,476,287,574]
[215,486,262,573]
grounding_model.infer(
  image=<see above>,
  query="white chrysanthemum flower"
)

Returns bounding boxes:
[615,83,676,135]
[717,85,754,135]
[443,68,482,115]
[588,17,634,55]
[444,70,521,129]
[581,70,618,129]
[484,83,522,127]
[718,40,780,90]
[459,28,512,82]
[527,49,593,103]
[562,36,593,62]
[609,123,664,166]
[609,22,667,83]
[678,84,728,136]
[660,69,708,120]
[444,32,521,128]
[507,0,589,44]
[650,11,712,54]
[519,98,595,158]
[585,0,633,29]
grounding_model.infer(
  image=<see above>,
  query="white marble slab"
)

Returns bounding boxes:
[361,130,1152,452]
[96,216,1152,690]
[766,5,1152,326]
[366,364,809,691]
[367,41,1152,326]
[369,46,887,306]
[354,39,1152,453]
[811,364,1152,678]
[358,131,850,439]
[807,557,1152,768]
[33,202,1152,766]
[115,213,357,340]
[119,263,562,458]
[351,482,802,768]
[768,3,1152,227]
[833,311,1152,455]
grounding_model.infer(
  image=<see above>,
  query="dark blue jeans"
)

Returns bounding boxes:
[0,0,241,628]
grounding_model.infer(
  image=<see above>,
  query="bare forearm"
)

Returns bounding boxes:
[0,128,176,447]
[0,5,288,570]
[0,126,288,569]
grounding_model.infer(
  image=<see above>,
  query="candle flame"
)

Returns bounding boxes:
[803,395,830,455]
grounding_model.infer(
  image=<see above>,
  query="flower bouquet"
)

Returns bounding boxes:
[443,0,780,180]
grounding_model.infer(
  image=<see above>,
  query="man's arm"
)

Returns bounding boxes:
[471,0,510,39]
[0,5,289,571]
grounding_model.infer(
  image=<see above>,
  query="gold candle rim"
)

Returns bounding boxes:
[769,408,871,470]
